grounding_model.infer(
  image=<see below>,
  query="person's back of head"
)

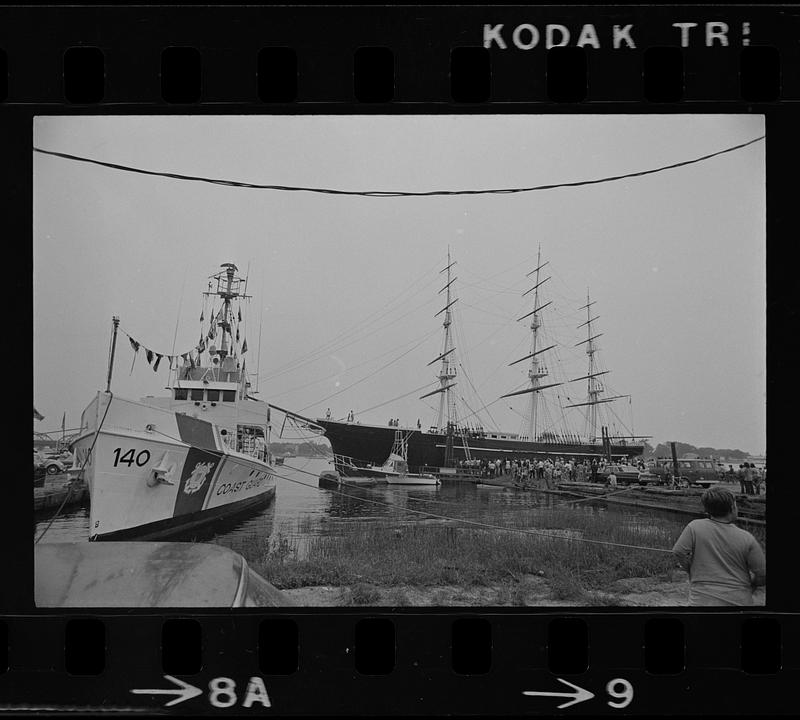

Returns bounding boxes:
[701,486,736,519]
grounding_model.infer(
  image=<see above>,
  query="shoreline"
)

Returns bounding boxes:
[280,573,767,607]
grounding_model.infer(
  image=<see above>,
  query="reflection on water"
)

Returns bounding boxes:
[34,505,90,543]
[33,457,688,564]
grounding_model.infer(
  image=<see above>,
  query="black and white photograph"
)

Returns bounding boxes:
[33,114,765,608]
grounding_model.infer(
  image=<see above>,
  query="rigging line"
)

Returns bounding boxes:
[459,363,500,432]
[271,468,674,554]
[457,396,505,425]
[460,301,518,321]
[353,381,438,417]
[262,297,436,383]
[299,329,437,412]
[260,298,438,387]
[268,326,441,400]
[258,269,442,383]
[259,260,440,379]
[34,135,764,198]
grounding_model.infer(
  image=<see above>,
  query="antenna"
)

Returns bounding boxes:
[168,267,188,389]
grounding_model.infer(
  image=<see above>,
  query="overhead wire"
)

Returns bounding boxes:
[34,135,763,198]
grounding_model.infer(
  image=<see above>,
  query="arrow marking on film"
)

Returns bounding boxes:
[130,675,203,707]
[522,678,595,709]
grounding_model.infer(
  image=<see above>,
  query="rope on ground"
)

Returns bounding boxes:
[35,394,114,544]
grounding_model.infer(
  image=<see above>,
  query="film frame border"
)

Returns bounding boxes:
[3,2,797,715]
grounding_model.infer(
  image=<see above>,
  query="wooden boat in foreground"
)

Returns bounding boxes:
[35,542,293,607]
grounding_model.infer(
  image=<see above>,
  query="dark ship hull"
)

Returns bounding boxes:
[317,420,644,474]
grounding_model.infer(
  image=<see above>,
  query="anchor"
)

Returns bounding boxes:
[148,452,176,487]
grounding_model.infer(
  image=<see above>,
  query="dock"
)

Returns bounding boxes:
[551,481,765,525]
[459,475,764,525]
[34,475,88,512]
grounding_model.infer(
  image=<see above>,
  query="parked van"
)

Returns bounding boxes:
[651,457,720,488]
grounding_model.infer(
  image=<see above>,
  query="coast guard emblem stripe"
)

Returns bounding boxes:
[172,447,223,517]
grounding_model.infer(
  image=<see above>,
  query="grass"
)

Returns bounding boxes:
[240,505,682,593]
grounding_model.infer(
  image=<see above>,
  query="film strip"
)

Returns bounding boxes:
[3,3,798,716]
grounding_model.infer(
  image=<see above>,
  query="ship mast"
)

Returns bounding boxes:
[581,291,601,441]
[422,249,458,432]
[203,263,251,380]
[526,246,548,441]
[501,245,561,441]
[565,291,625,442]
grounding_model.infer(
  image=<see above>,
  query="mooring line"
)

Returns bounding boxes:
[34,394,113,545]
[142,425,672,553]
[272,467,674,554]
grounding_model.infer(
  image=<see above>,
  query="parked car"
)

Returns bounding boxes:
[33,460,47,487]
[41,457,69,475]
[597,463,642,484]
[636,471,662,486]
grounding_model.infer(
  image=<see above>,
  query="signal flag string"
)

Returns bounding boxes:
[34,135,764,198]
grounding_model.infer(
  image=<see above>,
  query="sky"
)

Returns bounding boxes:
[33,114,765,454]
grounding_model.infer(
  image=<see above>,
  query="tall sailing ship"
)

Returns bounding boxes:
[316,249,648,474]
[71,263,277,540]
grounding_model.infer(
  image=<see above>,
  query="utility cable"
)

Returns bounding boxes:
[34,135,763,198]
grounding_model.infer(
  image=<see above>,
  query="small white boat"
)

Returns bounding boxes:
[381,433,440,485]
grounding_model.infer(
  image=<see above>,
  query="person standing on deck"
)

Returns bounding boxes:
[590,458,598,483]
[253,434,266,462]
[672,487,766,606]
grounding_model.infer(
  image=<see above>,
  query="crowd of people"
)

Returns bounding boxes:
[724,463,766,495]
[455,456,636,489]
